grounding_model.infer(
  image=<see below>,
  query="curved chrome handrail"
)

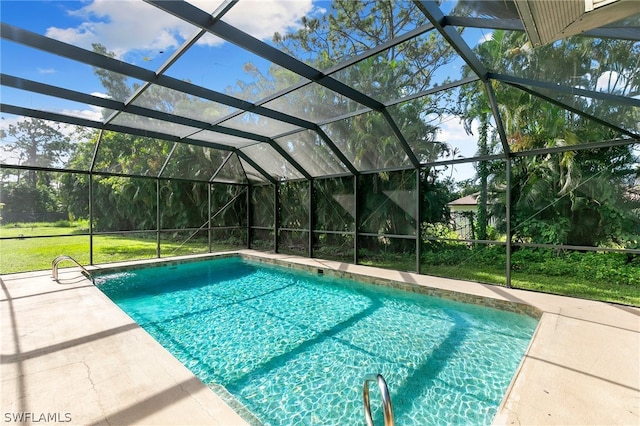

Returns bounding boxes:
[52,255,94,284]
[363,373,394,426]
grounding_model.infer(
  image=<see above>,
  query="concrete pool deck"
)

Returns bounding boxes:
[2,250,638,425]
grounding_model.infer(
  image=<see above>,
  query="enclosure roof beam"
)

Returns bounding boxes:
[249,22,437,110]
[103,29,206,127]
[89,129,103,173]
[505,82,639,139]
[0,76,324,181]
[0,73,278,147]
[0,24,314,134]
[380,109,421,168]
[444,16,640,42]
[0,162,216,183]
[1,25,342,181]
[314,127,360,176]
[263,138,313,181]
[510,138,637,157]
[145,0,387,112]
[484,81,511,157]
[489,73,640,108]
[0,103,244,153]
[382,75,480,108]
[1,73,122,111]
[420,153,505,170]
[414,0,489,80]
[104,0,239,127]
[209,152,234,183]
[235,150,278,185]
[1,72,314,181]
[157,143,178,179]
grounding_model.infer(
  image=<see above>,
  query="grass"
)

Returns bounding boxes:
[360,252,640,307]
[2,235,92,272]
[423,264,640,307]
[3,224,639,307]
[0,221,90,237]
[0,224,243,274]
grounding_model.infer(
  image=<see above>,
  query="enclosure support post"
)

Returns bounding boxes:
[247,184,252,249]
[505,158,512,288]
[274,183,279,253]
[156,179,161,258]
[308,179,314,258]
[208,183,212,253]
[354,176,359,265]
[88,129,102,266]
[89,173,94,265]
[415,168,421,274]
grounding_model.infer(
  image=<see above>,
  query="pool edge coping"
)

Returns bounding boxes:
[12,250,636,425]
[88,250,544,320]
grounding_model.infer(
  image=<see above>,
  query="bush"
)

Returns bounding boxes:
[52,220,73,228]
[422,245,639,286]
[513,249,639,286]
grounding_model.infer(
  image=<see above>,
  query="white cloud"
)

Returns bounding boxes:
[0,115,80,164]
[478,31,493,45]
[90,91,111,99]
[0,147,21,165]
[0,115,22,132]
[180,0,320,47]
[595,70,633,95]
[0,114,98,143]
[61,106,104,123]
[435,115,484,181]
[427,114,478,157]
[222,0,316,40]
[197,32,225,48]
[45,0,196,59]
[44,0,318,55]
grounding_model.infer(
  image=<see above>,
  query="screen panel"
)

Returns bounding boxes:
[313,176,355,232]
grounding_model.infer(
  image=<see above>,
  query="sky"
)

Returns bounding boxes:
[0,0,323,112]
[0,1,515,184]
[1,0,635,182]
[0,1,479,152]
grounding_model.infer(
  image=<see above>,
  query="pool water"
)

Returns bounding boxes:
[96,257,538,425]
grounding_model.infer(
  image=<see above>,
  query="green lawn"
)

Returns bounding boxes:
[3,224,638,307]
[362,254,640,307]
[0,221,89,237]
[423,264,640,307]
[0,224,241,274]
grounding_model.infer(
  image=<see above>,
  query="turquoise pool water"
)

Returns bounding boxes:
[96,257,538,425]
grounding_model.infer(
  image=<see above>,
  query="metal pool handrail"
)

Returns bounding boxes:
[52,255,94,284]
[363,373,394,426]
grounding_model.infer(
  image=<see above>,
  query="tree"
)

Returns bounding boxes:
[0,177,63,223]
[60,44,236,232]
[457,81,494,241]
[0,118,71,186]
[462,29,640,247]
[265,0,458,242]
[0,118,75,223]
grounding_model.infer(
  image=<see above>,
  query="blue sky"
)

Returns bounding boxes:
[0,0,484,109]
[1,0,636,182]
[0,0,498,181]
[0,0,324,114]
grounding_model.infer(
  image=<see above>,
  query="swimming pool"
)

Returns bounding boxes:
[96,256,538,425]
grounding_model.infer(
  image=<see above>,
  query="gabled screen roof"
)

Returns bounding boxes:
[1,0,639,184]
